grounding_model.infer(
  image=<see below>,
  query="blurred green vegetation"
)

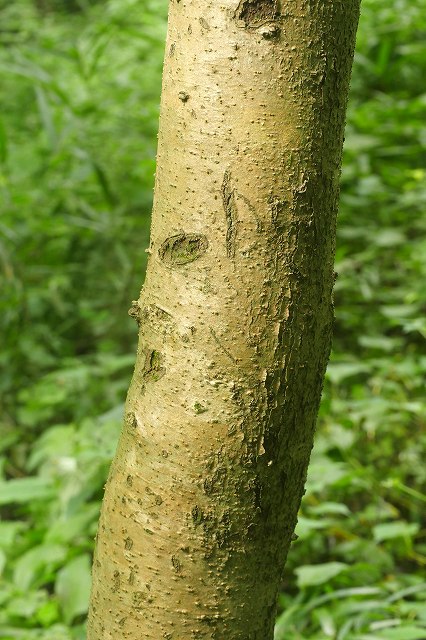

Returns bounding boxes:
[0,0,425,638]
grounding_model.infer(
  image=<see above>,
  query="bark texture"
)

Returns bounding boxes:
[88,1,360,638]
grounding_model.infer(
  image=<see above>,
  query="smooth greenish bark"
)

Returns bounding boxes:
[88,1,361,638]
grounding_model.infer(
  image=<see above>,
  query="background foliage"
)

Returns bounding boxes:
[0,0,425,638]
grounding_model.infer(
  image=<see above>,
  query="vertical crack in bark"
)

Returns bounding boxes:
[222,170,238,259]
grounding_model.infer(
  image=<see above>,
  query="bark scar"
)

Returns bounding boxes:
[128,300,141,325]
[222,170,238,259]
[159,233,208,266]
[235,0,281,29]
[142,349,166,383]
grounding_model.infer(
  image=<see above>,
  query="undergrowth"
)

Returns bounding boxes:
[0,1,425,638]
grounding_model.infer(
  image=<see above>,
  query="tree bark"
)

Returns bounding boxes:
[87,1,360,638]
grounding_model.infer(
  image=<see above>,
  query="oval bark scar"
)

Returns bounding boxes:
[235,0,281,29]
[142,349,166,383]
[199,16,210,30]
[159,233,208,266]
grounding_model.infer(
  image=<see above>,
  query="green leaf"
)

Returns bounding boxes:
[326,362,371,384]
[35,599,60,627]
[308,502,351,517]
[13,545,67,591]
[387,582,426,603]
[55,554,92,624]
[398,602,426,622]
[376,627,426,640]
[6,590,47,619]
[373,521,419,543]
[45,505,99,543]
[295,562,349,588]
[303,586,384,613]
[0,478,54,505]
[27,425,75,471]
[374,229,405,247]
[305,460,350,494]
[295,516,333,540]
[0,521,25,549]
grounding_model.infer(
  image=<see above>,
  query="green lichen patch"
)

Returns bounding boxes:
[159,233,208,266]
[194,401,208,415]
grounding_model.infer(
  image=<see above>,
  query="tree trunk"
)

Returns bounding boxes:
[87,1,360,638]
